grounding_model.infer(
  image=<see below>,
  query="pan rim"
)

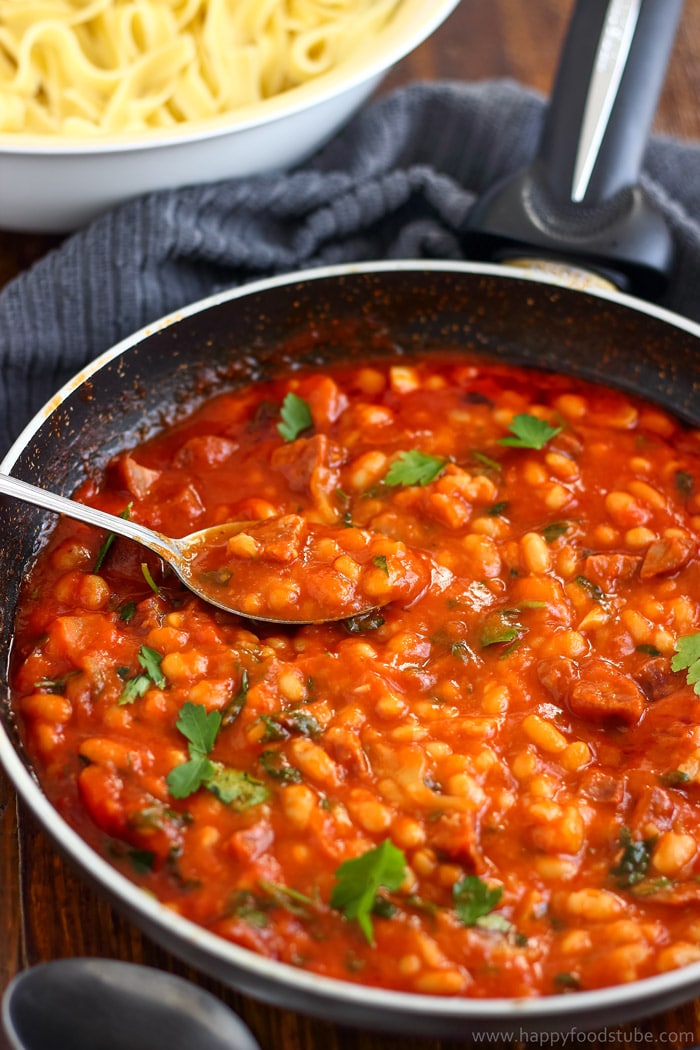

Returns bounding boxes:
[4,257,700,471]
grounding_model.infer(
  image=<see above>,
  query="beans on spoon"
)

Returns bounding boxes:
[0,473,432,624]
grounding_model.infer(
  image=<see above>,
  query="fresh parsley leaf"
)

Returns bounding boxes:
[480,610,520,648]
[453,875,503,926]
[167,753,216,799]
[278,392,313,442]
[672,632,700,695]
[175,701,222,755]
[206,765,269,809]
[330,839,407,944]
[221,669,249,727]
[118,644,166,704]
[167,702,222,798]
[384,450,447,487]
[137,645,166,689]
[118,674,151,705]
[610,827,656,888]
[119,600,137,623]
[498,413,562,450]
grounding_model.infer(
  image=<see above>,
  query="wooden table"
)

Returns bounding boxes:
[2,3,700,1048]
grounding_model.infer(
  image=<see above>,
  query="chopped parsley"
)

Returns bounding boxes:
[610,827,656,888]
[330,839,407,944]
[34,671,78,694]
[384,450,447,487]
[575,574,606,603]
[228,890,270,928]
[554,972,581,991]
[278,392,313,442]
[498,413,562,450]
[259,749,303,783]
[372,554,389,575]
[140,561,160,595]
[675,470,694,497]
[259,709,321,742]
[93,501,133,571]
[453,875,504,927]
[471,450,502,474]
[128,849,156,874]
[259,879,318,915]
[636,643,662,657]
[94,502,133,572]
[480,609,522,649]
[221,669,249,727]
[659,770,691,788]
[540,521,570,544]
[450,640,474,662]
[206,766,268,809]
[671,632,700,695]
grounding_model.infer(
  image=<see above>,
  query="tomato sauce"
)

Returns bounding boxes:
[10,354,700,999]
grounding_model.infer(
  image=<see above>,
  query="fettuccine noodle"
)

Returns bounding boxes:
[0,0,401,136]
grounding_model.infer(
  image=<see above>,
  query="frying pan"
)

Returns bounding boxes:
[2,0,700,1039]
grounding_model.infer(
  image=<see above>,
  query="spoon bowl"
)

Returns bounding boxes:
[2,958,260,1050]
[0,472,431,624]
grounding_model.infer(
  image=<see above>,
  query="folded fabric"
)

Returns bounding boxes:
[1,78,699,455]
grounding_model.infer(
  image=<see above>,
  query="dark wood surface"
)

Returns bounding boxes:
[3,3,700,1048]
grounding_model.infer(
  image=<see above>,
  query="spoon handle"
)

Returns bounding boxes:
[0,471,178,561]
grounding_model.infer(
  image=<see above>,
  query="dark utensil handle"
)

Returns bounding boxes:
[466,0,684,296]
[541,0,682,206]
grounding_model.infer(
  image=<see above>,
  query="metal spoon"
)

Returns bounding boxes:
[0,472,428,624]
[2,958,260,1050]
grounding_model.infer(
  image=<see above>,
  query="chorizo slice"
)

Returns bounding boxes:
[537,656,645,727]
[640,532,695,578]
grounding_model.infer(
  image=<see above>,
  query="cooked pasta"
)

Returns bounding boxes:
[0,0,401,136]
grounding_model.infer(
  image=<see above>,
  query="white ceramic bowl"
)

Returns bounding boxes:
[0,0,459,235]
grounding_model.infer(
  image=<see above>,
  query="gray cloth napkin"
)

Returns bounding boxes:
[1,78,699,455]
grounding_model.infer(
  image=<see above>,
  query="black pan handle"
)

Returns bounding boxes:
[466,0,684,297]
